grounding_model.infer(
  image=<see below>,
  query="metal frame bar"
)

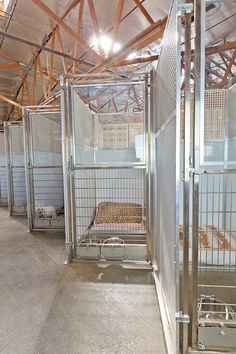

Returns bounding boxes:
[60,75,74,263]
[191,0,206,349]
[181,1,192,351]
[0,131,8,206]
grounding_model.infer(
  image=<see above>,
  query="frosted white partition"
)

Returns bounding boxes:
[4,122,27,215]
[72,84,145,166]
[0,132,7,205]
[152,1,181,353]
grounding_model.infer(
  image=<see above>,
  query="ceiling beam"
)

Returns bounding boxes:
[0,30,91,65]
[62,0,81,19]
[32,0,101,62]
[0,94,22,108]
[0,48,25,66]
[206,41,236,56]
[89,16,167,73]
[0,63,22,69]
[133,0,154,24]
[109,0,125,56]
[112,54,159,67]
[221,49,236,86]
[73,0,84,74]
[87,0,104,57]
[6,0,83,121]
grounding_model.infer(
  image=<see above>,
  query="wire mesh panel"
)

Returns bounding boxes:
[24,108,64,231]
[195,171,236,350]
[154,1,180,353]
[75,167,147,260]
[4,123,27,215]
[0,132,7,205]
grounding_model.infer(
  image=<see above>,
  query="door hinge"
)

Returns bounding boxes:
[176,311,190,323]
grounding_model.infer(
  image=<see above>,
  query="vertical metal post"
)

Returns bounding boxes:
[192,0,205,348]
[144,73,150,260]
[4,123,13,216]
[23,108,33,232]
[149,70,156,262]
[69,87,77,259]
[60,75,73,263]
[176,7,182,352]
[182,1,192,352]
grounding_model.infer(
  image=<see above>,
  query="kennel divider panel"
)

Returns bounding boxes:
[0,132,8,205]
[4,123,27,216]
[153,1,182,353]
[24,108,64,231]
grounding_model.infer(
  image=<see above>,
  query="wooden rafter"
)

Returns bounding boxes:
[113,54,159,67]
[0,94,22,108]
[63,0,81,18]
[37,55,48,101]
[73,0,84,74]
[0,48,25,67]
[133,0,154,25]
[48,28,56,95]
[206,41,236,56]
[219,53,228,69]
[89,16,167,73]
[0,63,21,69]
[221,49,236,86]
[109,0,125,56]
[32,59,37,105]
[32,0,101,62]
[87,0,104,56]
[24,79,31,104]
[55,26,68,75]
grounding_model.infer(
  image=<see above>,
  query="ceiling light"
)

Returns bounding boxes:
[112,42,121,53]
[100,35,112,51]
[127,52,137,60]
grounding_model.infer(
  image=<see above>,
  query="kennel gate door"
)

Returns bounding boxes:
[28,112,64,230]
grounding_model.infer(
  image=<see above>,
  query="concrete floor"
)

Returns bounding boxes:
[0,207,166,354]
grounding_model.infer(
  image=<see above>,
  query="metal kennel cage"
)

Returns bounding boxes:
[0,130,8,206]
[23,106,64,231]
[60,72,150,264]
[4,122,27,215]
[180,1,236,353]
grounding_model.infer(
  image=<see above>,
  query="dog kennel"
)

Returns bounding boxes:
[4,121,27,215]
[151,0,236,353]
[59,0,235,352]
[60,72,149,264]
[179,1,236,353]
[0,130,8,206]
[23,106,64,231]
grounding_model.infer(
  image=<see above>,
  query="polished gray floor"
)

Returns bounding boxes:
[0,208,166,354]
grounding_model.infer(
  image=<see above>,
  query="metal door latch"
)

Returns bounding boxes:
[177,3,193,16]
[175,311,190,323]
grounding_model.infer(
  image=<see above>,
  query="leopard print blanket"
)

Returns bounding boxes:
[95,202,142,224]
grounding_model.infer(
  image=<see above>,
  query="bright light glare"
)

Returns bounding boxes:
[113,42,121,53]
[127,52,137,60]
[100,35,112,51]
[90,35,121,55]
